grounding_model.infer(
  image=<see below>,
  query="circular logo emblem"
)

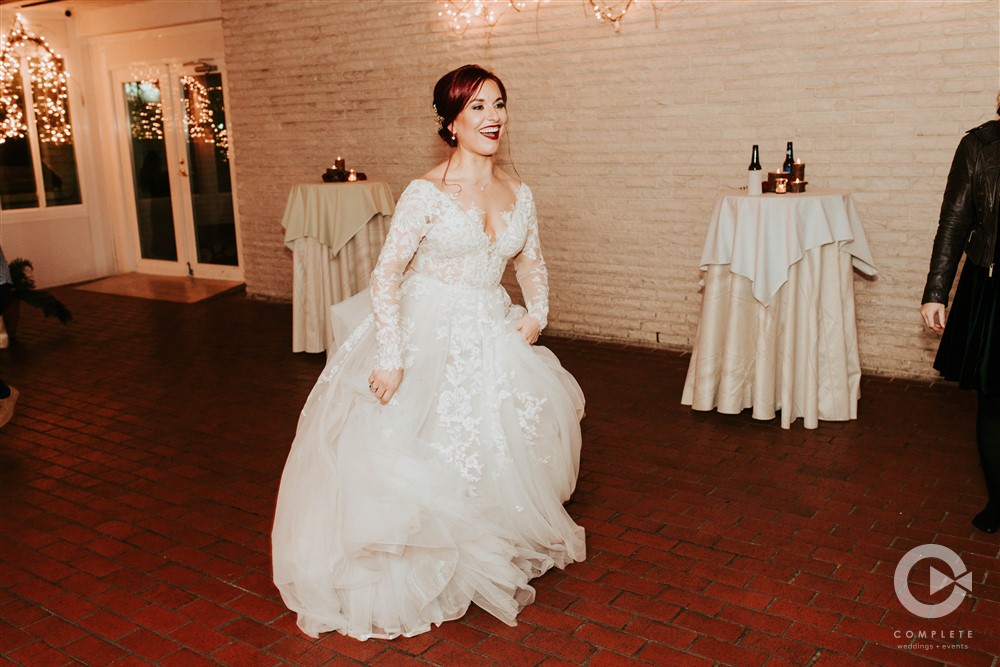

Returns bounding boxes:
[894,544,972,619]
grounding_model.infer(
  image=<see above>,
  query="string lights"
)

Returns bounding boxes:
[181,75,213,142]
[0,50,26,141]
[438,0,675,34]
[438,0,525,35]
[181,75,230,161]
[125,75,228,160]
[125,80,164,141]
[0,14,72,144]
[588,0,635,31]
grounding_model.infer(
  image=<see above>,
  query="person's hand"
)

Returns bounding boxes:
[921,302,947,334]
[515,314,541,345]
[368,368,403,405]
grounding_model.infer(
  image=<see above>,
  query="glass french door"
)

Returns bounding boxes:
[116,63,241,280]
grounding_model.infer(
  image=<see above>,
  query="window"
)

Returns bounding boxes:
[0,16,82,210]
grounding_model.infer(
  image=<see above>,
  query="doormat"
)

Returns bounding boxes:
[75,273,245,304]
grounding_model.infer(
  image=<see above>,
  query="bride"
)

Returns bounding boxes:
[272,64,586,640]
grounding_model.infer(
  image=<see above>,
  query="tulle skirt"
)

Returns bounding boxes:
[934,261,999,395]
[272,273,586,639]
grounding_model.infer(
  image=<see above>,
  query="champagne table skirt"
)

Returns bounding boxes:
[291,217,388,354]
[681,242,860,429]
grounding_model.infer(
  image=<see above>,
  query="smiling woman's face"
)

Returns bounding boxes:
[450,79,507,156]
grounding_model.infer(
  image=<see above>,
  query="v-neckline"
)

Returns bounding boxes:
[419,179,524,244]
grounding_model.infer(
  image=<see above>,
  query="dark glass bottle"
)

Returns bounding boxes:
[747,144,762,195]
[782,142,794,172]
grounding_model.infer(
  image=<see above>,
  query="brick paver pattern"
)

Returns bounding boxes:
[1,288,997,666]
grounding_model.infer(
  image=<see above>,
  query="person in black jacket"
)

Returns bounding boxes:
[920,93,1000,534]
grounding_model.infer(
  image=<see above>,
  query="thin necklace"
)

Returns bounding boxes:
[440,155,493,193]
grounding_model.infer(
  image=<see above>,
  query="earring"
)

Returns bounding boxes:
[451,133,456,142]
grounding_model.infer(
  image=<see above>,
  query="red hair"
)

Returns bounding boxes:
[433,64,507,148]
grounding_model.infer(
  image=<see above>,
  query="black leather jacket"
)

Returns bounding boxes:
[922,119,1000,305]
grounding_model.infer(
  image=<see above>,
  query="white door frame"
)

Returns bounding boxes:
[88,21,244,281]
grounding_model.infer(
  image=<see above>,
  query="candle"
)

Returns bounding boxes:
[791,162,805,182]
[347,169,357,182]
[774,178,788,194]
[334,156,345,170]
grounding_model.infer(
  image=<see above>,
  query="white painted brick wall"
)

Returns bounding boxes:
[221,0,999,381]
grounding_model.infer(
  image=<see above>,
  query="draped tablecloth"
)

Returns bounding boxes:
[681,189,877,429]
[281,182,394,353]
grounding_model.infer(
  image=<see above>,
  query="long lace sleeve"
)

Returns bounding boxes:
[370,183,430,370]
[513,192,549,330]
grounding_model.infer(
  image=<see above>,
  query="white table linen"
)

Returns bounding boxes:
[701,189,876,304]
[682,189,877,429]
[281,182,394,353]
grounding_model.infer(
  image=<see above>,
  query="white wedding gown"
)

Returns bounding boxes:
[272,179,586,640]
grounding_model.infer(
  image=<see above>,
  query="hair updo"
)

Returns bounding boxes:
[433,64,507,148]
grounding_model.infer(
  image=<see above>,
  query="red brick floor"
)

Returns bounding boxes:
[1,288,997,666]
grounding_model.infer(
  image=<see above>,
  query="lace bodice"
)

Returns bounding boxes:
[370,179,549,370]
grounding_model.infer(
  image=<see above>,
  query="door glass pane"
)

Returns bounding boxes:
[124,79,177,261]
[182,72,237,266]
[28,57,82,207]
[0,68,38,210]
[40,139,81,206]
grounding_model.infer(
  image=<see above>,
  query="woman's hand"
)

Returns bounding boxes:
[368,368,403,405]
[921,302,947,334]
[515,314,541,345]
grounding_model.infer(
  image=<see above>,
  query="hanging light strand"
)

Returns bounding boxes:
[437,1,656,35]
[588,0,635,31]
[0,41,27,141]
[0,14,72,144]
[181,75,214,142]
[181,74,230,161]
[125,80,164,141]
[438,0,524,35]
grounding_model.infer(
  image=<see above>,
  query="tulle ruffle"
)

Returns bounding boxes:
[272,274,586,639]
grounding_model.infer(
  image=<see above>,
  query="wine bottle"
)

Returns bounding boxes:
[747,144,762,196]
[782,142,794,173]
